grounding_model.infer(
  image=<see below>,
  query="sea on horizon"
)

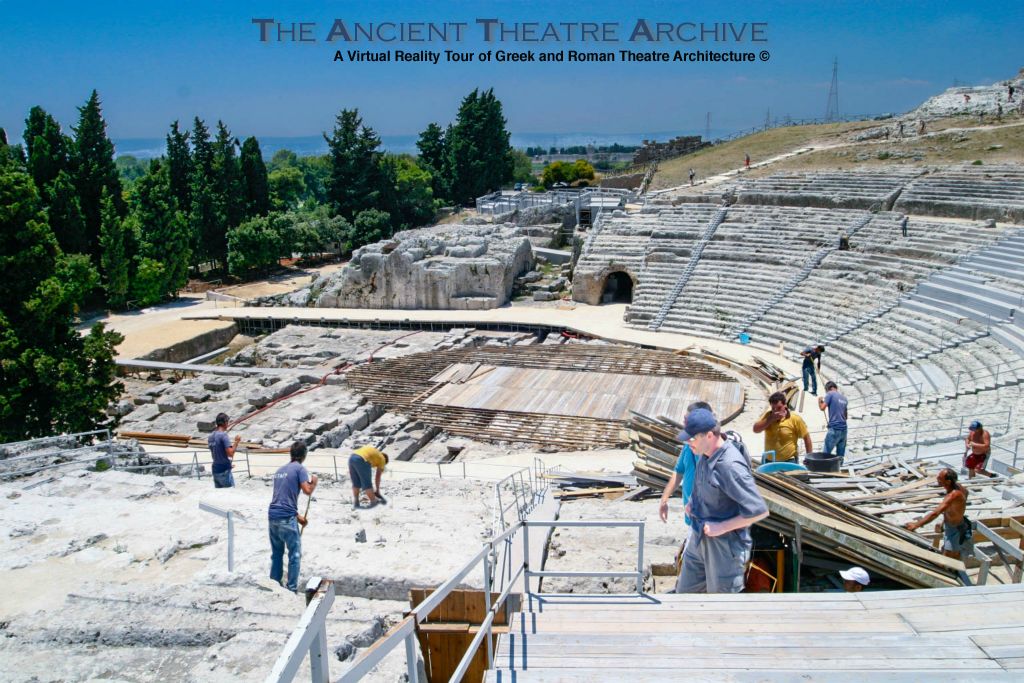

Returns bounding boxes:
[111,130,717,160]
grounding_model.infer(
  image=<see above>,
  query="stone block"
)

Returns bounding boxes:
[203,379,230,392]
[129,404,161,422]
[533,291,557,301]
[156,397,186,413]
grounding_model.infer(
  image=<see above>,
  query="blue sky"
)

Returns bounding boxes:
[2,1,1022,141]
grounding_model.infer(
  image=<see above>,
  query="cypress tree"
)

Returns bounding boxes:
[72,90,124,264]
[45,170,88,254]
[0,169,122,440]
[129,160,190,297]
[448,88,514,204]
[324,109,385,221]
[189,117,222,265]
[99,188,130,309]
[165,120,192,213]
[212,121,244,231]
[416,122,450,202]
[0,128,26,170]
[239,136,271,218]
[24,106,72,192]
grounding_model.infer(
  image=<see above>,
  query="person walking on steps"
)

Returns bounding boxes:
[744,153,751,170]
[801,344,824,395]
[689,168,696,185]
[676,408,768,593]
[349,444,389,509]
[818,381,849,462]
[659,401,713,590]
[964,420,992,479]
[268,442,318,592]
[208,412,241,488]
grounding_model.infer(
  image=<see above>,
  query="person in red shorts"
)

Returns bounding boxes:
[964,420,992,479]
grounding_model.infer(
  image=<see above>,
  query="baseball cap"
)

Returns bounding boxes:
[839,567,870,586]
[969,420,981,430]
[677,408,718,441]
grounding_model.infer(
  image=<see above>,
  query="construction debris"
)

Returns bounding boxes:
[627,412,965,588]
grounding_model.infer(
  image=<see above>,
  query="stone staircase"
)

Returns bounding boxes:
[646,207,728,331]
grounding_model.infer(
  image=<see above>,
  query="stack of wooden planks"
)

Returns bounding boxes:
[627,413,964,588]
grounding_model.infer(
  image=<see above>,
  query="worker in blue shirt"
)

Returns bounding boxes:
[676,408,769,593]
[659,401,713,528]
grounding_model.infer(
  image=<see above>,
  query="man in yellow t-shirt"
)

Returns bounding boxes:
[349,444,389,510]
[752,392,812,462]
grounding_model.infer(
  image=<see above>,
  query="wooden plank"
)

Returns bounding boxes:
[485,670,1018,682]
[499,656,1000,670]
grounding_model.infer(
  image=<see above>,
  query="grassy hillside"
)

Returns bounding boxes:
[650,113,1024,190]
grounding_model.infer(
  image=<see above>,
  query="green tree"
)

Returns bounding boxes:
[0,170,122,440]
[212,121,244,231]
[324,109,385,220]
[268,166,307,211]
[72,90,124,264]
[0,128,26,171]
[115,155,148,184]
[24,106,72,192]
[239,136,270,218]
[45,170,88,254]
[447,89,514,204]
[349,208,392,250]
[227,213,287,277]
[416,122,450,201]
[189,117,223,266]
[572,159,596,182]
[385,155,435,231]
[511,149,535,184]
[130,257,166,307]
[128,160,191,298]
[165,120,192,213]
[98,189,130,309]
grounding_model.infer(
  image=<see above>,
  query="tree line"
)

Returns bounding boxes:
[0,87,519,440]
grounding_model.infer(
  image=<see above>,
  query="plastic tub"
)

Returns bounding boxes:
[756,461,808,474]
[803,452,841,473]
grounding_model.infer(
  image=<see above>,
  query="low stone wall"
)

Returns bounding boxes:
[138,322,238,363]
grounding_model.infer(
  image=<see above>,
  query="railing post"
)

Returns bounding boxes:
[333,455,339,481]
[404,632,419,683]
[636,523,645,594]
[483,545,494,669]
[523,523,531,602]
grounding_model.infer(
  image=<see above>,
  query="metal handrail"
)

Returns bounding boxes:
[275,518,648,683]
[846,356,1024,410]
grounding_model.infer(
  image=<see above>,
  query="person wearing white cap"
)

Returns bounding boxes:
[840,566,870,592]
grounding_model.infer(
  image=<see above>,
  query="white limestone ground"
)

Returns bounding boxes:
[0,467,499,682]
[116,325,464,450]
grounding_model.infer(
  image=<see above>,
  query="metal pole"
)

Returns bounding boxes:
[483,546,494,669]
[227,511,235,573]
[333,456,339,481]
[523,523,531,602]
[636,523,645,594]
[245,449,251,478]
[404,632,419,683]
